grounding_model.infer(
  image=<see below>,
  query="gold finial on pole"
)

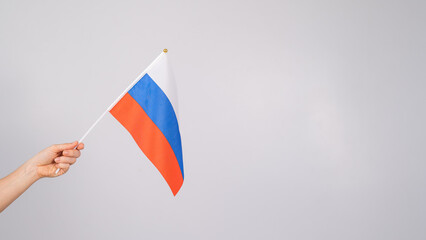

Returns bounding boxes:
[163,49,168,53]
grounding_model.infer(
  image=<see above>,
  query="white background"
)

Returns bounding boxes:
[0,0,425,239]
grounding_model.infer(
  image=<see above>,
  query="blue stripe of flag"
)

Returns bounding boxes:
[128,74,184,178]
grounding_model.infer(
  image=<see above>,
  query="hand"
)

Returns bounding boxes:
[28,141,85,178]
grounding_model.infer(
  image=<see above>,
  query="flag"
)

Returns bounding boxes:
[109,52,184,195]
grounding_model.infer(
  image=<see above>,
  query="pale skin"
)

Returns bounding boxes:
[0,141,84,213]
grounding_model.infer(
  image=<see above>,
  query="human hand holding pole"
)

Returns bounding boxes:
[34,141,84,177]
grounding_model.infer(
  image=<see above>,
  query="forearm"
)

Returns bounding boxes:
[0,160,40,213]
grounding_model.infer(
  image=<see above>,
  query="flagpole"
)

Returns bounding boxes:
[55,49,168,175]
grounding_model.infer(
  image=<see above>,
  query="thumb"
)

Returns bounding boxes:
[51,141,78,152]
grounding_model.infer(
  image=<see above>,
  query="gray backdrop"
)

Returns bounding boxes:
[0,0,425,239]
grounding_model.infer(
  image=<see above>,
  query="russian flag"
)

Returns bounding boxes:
[109,52,184,195]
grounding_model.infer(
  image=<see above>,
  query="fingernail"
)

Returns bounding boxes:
[63,150,68,155]
[55,158,60,162]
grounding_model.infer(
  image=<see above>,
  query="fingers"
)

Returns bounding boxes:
[45,141,84,177]
[51,141,78,152]
[54,156,77,165]
[62,149,81,158]
[56,163,70,169]
[77,143,85,150]
[55,163,70,176]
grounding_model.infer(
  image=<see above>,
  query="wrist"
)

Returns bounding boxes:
[23,159,41,182]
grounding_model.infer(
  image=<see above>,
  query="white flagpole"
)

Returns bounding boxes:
[55,49,167,175]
